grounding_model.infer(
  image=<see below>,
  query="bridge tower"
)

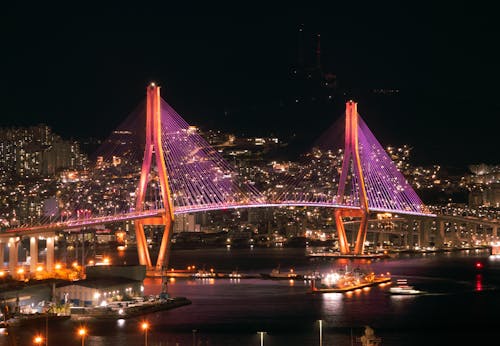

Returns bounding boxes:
[134,83,175,271]
[335,101,370,255]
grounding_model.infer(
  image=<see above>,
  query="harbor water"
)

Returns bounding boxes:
[1,247,498,345]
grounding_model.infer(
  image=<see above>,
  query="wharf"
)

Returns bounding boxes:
[147,269,259,279]
[4,313,70,327]
[311,277,391,293]
[208,271,259,279]
[70,297,191,321]
[308,252,391,259]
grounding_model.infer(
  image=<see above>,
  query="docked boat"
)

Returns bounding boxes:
[302,270,322,280]
[311,266,391,293]
[389,279,425,295]
[260,266,298,279]
[193,270,216,278]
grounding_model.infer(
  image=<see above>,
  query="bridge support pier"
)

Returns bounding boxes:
[451,223,461,246]
[8,237,19,277]
[409,230,417,248]
[134,222,152,269]
[419,220,429,248]
[334,210,350,254]
[46,234,55,273]
[401,231,409,248]
[377,229,389,248]
[334,208,368,255]
[438,221,446,246]
[30,236,38,276]
[0,241,4,268]
[155,216,173,272]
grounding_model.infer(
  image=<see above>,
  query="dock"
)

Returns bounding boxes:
[147,269,259,279]
[307,252,391,259]
[70,297,191,321]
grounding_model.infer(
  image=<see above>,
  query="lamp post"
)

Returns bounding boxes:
[192,329,197,346]
[45,313,48,346]
[33,335,43,345]
[141,322,149,346]
[78,328,86,346]
[318,320,323,346]
[257,331,266,346]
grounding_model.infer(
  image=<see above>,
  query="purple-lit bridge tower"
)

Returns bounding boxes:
[134,84,174,270]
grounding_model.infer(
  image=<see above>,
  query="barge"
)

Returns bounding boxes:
[310,267,391,293]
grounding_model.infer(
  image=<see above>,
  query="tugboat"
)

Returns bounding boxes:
[389,279,425,295]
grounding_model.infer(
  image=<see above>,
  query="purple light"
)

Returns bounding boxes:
[9,98,433,234]
[159,100,265,212]
[357,115,425,214]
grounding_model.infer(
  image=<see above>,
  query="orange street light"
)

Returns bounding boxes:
[33,335,43,345]
[78,328,87,346]
[141,322,149,346]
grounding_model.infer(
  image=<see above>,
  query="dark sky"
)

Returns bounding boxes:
[0,3,498,168]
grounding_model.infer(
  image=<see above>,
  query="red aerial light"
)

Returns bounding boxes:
[475,262,483,269]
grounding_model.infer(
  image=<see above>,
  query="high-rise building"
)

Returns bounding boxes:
[0,124,87,178]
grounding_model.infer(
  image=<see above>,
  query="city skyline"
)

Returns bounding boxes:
[0,3,498,168]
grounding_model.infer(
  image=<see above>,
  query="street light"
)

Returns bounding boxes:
[33,335,43,345]
[78,328,87,346]
[318,320,323,346]
[141,321,149,346]
[192,329,197,346]
[257,331,266,346]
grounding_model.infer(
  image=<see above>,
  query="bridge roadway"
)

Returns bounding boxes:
[437,214,498,228]
[1,203,498,280]
[1,202,435,237]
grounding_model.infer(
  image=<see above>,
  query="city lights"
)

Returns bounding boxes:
[0,8,496,346]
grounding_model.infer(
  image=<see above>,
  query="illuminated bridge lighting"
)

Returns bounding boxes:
[5,88,435,238]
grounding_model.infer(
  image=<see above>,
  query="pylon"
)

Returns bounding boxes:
[335,101,370,255]
[134,83,175,271]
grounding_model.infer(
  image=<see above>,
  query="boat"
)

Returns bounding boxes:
[193,269,216,279]
[311,266,391,293]
[260,266,298,279]
[389,279,425,295]
[302,270,322,280]
[228,270,242,278]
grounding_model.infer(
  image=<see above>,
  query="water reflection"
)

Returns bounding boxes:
[475,274,483,291]
[117,319,126,327]
[321,292,343,313]
[0,248,496,346]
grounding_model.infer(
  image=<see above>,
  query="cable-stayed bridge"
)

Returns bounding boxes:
[2,84,495,275]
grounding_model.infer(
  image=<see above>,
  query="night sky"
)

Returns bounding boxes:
[0,3,498,168]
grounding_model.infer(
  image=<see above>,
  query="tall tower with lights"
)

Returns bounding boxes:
[134,83,175,271]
